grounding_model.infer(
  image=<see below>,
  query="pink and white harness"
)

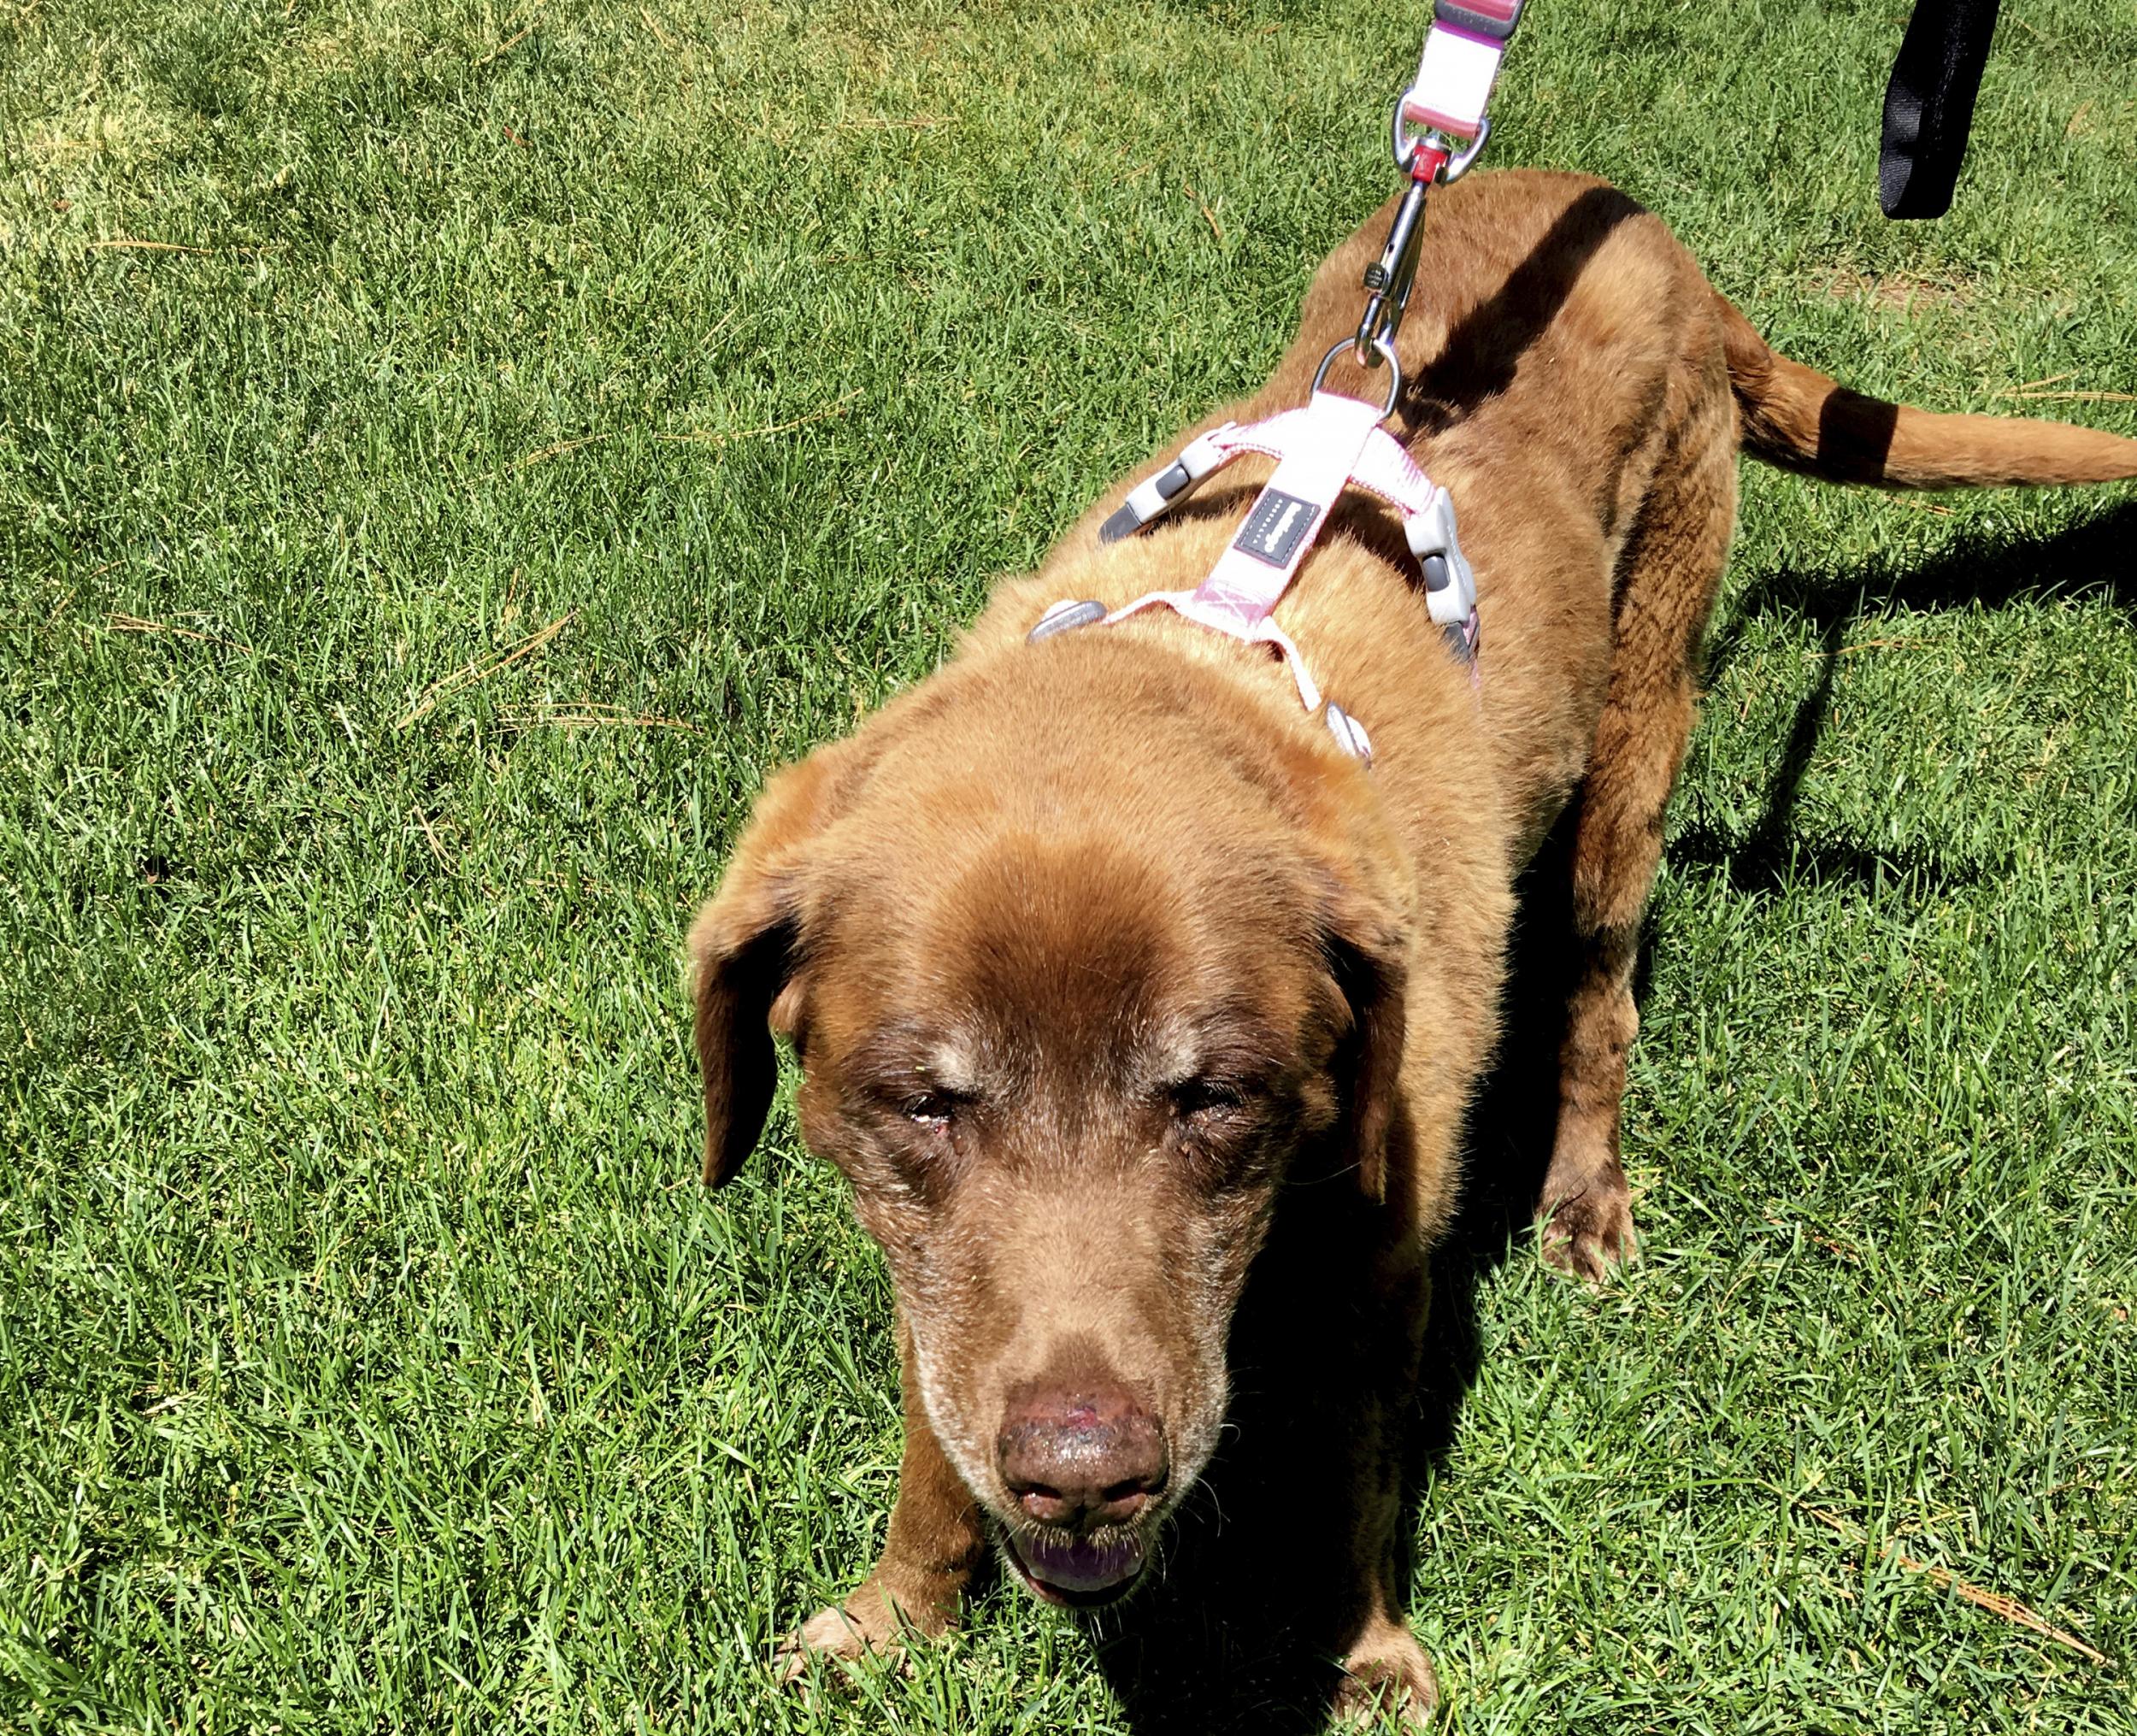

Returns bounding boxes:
[1030,390,1479,764]
[1028,0,1524,764]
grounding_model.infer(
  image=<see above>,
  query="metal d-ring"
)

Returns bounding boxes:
[1314,338,1403,420]
[1390,109,1492,183]
[1439,116,1492,184]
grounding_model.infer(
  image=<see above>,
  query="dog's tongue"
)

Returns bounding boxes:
[1016,1531,1145,1597]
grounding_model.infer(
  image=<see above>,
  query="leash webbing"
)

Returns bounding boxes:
[1878,0,2002,218]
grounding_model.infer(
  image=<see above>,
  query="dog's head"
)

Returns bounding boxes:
[688,640,1413,1606]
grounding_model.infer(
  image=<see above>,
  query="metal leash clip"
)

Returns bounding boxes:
[1352,173,1429,364]
[1354,0,1527,363]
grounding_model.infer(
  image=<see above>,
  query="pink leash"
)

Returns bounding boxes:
[1031,0,1527,763]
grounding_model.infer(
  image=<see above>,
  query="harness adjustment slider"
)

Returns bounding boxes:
[1027,598,1107,643]
[1405,485,1477,627]
[1098,427,1235,544]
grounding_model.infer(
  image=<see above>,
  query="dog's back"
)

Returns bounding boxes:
[980,166,2137,1271]
[704,167,2137,1716]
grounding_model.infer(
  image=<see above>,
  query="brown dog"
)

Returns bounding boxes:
[689,170,2137,1721]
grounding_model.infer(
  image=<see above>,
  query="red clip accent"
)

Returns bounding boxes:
[1409,143,1450,185]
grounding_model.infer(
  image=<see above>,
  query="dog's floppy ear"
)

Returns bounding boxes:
[1304,801,1415,1206]
[1323,886,1410,1205]
[686,750,843,1187]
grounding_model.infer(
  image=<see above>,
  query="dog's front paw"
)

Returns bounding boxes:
[775,1586,927,1686]
[1334,1613,1439,1730]
[1539,1174,1636,1284]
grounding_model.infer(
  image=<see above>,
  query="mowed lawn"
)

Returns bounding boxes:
[3,0,2134,1729]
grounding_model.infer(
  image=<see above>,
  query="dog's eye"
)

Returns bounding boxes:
[899,1089,959,1129]
[1169,1078,1245,1121]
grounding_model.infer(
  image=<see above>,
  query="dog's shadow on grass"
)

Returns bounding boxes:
[1672,499,2137,897]
[1083,500,2136,1732]
[1416,497,2137,1544]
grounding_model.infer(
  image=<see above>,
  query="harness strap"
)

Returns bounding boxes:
[1194,393,1386,621]
[1039,391,1481,762]
[1031,2,1521,764]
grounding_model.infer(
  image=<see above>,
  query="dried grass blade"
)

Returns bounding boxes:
[1184,184,1225,244]
[396,609,577,729]
[106,612,258,654]
[654,391,861,447]
[1893,1550,2109,1666]
[1804,1506,2108,1666]
[499,706,702,734]
[499,433,612,474]
[475,22,534,66]
[1995,389,2137,403]
[86,239,213,255]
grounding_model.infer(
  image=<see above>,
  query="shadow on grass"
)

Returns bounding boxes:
[1680,499,2137,897]
[1082,499,2136,1731]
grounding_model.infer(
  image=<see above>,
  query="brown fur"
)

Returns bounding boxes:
[689,169,2137,1721]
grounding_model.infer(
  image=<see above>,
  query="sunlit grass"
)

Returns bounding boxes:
[3,0,2133,1729]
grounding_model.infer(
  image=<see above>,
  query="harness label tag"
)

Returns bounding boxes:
[1233,488,1321,568]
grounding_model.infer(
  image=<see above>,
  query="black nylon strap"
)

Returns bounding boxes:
[1879,0,2003,218]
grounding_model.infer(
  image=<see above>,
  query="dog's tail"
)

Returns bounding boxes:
[1715,293,2137,489]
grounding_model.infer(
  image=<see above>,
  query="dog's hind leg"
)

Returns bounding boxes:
[1539,392,1738,1281]
[778,1317,986,1679]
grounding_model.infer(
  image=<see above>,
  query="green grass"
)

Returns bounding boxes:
[3,0,2134,1729]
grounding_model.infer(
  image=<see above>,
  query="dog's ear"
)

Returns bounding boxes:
[686,750,844,1187]
[1322,884,1410,1205]
[1301,793,1415,1206]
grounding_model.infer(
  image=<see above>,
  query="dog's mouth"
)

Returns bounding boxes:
[1004,1528,1147,1609]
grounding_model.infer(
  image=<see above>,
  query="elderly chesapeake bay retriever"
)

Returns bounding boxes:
[688,170,2137,1719]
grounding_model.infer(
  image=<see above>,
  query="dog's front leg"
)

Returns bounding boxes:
[1330,1248,1438,1729]
[780,1315,986,1677]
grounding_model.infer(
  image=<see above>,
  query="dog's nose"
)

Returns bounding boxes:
[996,1384,1169,1532]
